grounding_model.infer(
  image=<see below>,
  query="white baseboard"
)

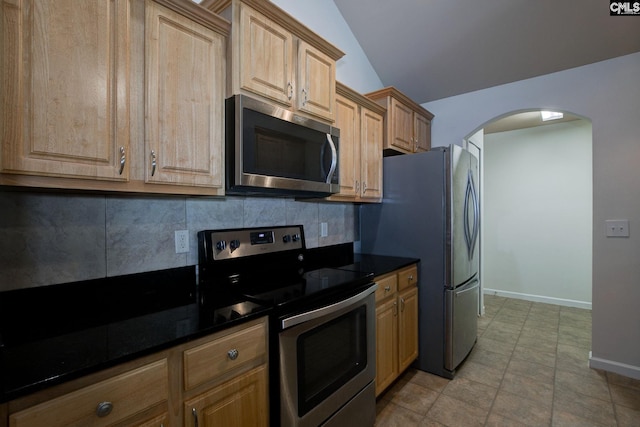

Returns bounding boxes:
[483,288,592,310]
[589,352,640,380]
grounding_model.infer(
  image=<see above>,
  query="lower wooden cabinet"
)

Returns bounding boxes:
[8,360,169,427]
[374,264,419,396]
[184,366,268,427]
[4,317,269,427]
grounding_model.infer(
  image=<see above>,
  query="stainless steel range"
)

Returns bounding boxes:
[197,225,376,427]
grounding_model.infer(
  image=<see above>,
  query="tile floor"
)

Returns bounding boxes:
[375,294,640,426]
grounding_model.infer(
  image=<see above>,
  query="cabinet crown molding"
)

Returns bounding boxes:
[366,86,434,119]
[336,82,386,115]
[157,0,231,33]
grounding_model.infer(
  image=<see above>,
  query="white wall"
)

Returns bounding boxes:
[424,52,640,378]
[483,120,592,307]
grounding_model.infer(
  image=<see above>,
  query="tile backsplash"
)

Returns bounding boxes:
[0,190,356,291]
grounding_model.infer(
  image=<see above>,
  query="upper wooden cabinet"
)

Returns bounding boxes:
[327,82,384,202]
[0,0,230,195]
[1,0,131,181]
[203,0,344,123]
[366,87,434,155]
[145,0,226,192]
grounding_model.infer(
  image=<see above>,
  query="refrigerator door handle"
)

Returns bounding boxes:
[463,170,473,258]
[469,171,479,259]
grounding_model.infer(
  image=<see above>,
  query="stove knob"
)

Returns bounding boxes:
[230,239,240,251]
[292,233,300,242]
[215,240,226,251]
[282,234,291,243]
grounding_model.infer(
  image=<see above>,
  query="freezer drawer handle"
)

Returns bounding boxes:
[455,281,479,297]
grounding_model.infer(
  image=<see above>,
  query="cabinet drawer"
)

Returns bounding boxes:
[9,359,168,427]
[398,265,418,290]
[375,273,397,303]
[183,319,267,391]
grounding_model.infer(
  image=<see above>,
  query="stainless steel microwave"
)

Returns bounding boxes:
[225,95,340,197]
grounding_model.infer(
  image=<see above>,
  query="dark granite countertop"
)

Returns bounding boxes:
[0,246,419,404]
[0,266,269,403]
[339,253,420,277]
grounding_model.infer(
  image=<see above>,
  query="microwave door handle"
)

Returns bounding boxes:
[325,134,337,183]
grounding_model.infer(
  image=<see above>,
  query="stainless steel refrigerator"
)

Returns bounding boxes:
[360,145,480,378]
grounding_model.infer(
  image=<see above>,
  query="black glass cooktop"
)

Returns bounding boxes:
[238,267,374,308]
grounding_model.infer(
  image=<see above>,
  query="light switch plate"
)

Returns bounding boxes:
[605,219,629,237]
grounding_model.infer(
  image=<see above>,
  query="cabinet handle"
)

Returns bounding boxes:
[400,297,405,312]
[192,408,199,427]
[95,401,113,418]
[150,150,157,177]
[287,82,293,100]
[118,147,126,175]
[393,301,398,316]
[301,88,308,106]
[363,182,367,194]
[384,285,391,292]
[228,348,239,360]
[408,274,414,282]
[355,180,360,193]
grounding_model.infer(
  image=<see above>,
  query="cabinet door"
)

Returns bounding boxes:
[184,365,268,427]
[238,3,293,106]
[1,0,130,181]
[388,98,414,153]
[414,112,431,152]
[125,412,169,427]
[375,298,398,397]
[333,94,360,198]
[145,0,225,191]
[297,40,335,122]
[398,286,419,372]
[359,107,383,200]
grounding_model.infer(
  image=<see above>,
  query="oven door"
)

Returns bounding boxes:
[279,284,377,427]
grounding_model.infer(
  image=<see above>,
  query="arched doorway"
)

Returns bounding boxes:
[464,109,593,315]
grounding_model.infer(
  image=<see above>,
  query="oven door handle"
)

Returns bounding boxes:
[281,283,377,330]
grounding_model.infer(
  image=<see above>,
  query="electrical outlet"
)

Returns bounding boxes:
[320,222,328,237]
[605,219,629,237]
[175,230,189,253]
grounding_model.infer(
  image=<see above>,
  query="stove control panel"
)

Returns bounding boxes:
[198,225,305,262]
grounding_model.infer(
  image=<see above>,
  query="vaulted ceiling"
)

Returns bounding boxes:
[333,0,640,104]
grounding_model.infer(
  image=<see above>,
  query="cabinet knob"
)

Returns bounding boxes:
[95,401,113,418]
[408,274,414,282]
[384,285,391,292]
[228,348,239,360]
